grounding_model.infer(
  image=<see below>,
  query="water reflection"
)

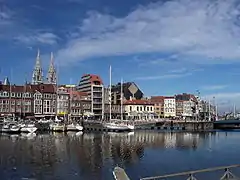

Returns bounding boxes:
[0,131,239,180]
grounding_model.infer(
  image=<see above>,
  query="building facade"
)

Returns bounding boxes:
[77,74,104,120]
[57,86,69,117]
[163,97,176,118]
[111,82,144,103]
[0,83,56,119]
[175,93,197,120]
[69,91,91,120]
[124,99,155,120]
[176,100,183,117]
[150,96,164,117]
[103,88,123,119]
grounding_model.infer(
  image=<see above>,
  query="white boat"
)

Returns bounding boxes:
[66,123,83,131]
[1,123,11,132]
[38,119,51,124]
[104,122,129,131]
[127,124,135,130]
[10,124,20,133]
[50,116,65,132]
[50,123,65,132]
[20,123,38,133]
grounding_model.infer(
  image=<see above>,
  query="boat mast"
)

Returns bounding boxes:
[208,99,211,121]
[69,78,72,123]
[9,69,12,118]
[55,57,59,120]
[120,78,123,121]
[23,75,27,119]
[233,104,236,118]
[109,65,112,121]
[215,105,218,121]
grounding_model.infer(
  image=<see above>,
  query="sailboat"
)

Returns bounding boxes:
[66,84,83,131]
[103,66,130,132]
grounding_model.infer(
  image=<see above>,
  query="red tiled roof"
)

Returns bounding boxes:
[151,96,175,102]
[0,84,56,93]
[150,96,164,102]
[176,100,184,102]
[81,74,103,85]
[124,99,153,105]
[164,96,175,99]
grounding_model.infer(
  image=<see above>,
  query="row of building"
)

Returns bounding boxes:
[0,50,217,121]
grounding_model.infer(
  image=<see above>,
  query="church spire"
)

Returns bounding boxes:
[32,49,43,85]
[47,52,57,84]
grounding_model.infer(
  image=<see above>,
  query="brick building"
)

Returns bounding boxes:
[0,83,56,119]
[69,90,91,120]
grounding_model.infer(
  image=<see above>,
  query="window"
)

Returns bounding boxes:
[11,92,15,97]
[3,92,8,97]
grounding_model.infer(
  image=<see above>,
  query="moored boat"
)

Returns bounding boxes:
[9,124,20,133]
[66,123,83,131]
[127,124,135,130]
[20,123,38,133]
[1,123,11,133]
[104,122,129,131]
[50,123,66,132]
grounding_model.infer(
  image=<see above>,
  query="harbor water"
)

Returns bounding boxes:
[0,131,240,180]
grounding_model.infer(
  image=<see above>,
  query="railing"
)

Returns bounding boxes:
[113,165,240,180]
[140,164,240,180]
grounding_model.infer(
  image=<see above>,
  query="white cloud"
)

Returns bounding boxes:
[0,7,13,26]
[170,68,187,73]
[55,0,240,65]
[135,72,192,80]
[15,32,59,45]
[202,85,228,91]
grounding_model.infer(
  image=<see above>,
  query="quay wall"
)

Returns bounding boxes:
[82,121,214,132]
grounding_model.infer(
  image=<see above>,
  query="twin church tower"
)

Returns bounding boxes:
[32,49,57,85]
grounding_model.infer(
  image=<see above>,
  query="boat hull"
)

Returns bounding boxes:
[104,123,130,131]
[66,124,83,131]
[10,128,20,133]
[52,126,65,132]
[21,127,38,133]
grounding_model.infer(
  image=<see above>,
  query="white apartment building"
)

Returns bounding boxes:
[124,99,155,120]
[182,100,195,117]
[164,97,176,117]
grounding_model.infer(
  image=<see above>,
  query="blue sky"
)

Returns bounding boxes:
[1,0,240,111]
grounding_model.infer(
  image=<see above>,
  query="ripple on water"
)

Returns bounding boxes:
[0,131,240,179]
